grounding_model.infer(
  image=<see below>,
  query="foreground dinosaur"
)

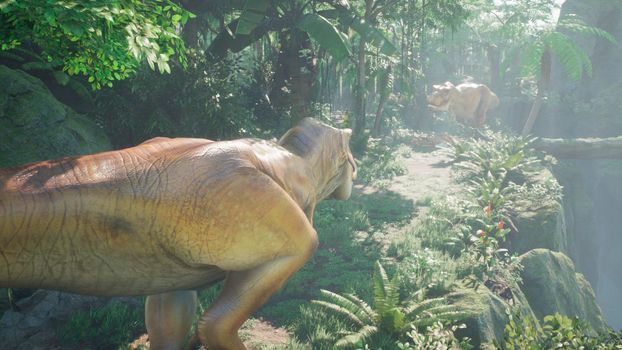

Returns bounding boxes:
[0,118,356,349]
[427,81,499,128]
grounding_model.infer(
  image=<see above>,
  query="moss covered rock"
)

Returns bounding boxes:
[447,283,535,349]
[518,248,607,333]
[0,65,110,168]
[508,168,569,255]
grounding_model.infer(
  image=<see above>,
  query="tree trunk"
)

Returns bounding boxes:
[372,90,387,136]
[488,44,501,92]
[535,136,622,159]
[353,35,367,137]
[353,0,373,138]
[270,29,317,126]
[522,47,551,136]
[522,86,544,136]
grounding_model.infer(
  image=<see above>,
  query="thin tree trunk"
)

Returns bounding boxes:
[488,44,501,92]
[353,0,374,138]
[522,47,551,136]
[522,86,544,136]
[372,92,387,136]
[353,40,367,136]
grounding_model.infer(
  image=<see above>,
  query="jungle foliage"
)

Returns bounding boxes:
[0,0,193,89]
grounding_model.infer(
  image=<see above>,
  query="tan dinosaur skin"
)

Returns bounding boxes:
[427,81,499,128]
[0,118,356,349]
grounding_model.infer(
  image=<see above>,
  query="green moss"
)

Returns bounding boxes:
[0,65,110,168]
[518,249,607,333]
[447,285,508,348]
[509,168,568,255]
[510,201,567,255]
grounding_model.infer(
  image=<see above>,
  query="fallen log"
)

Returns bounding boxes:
[534,135,622,159]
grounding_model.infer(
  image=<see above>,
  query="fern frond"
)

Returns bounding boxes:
[546,31,590,80]
[558,14,617,44]
[343,293,377,323]
[404,297,446,316]
[411,310,473,328]
[334,325,378,348]
[373,261,400,314]
[313,290,373,326]
[311,300,366,326]
[520,39,545,78]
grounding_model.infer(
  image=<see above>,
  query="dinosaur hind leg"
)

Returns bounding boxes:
[197,212,318,349]
[145,290,197,350]
[474,86,492,128]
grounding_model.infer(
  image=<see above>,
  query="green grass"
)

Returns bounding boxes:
[56,299,145,350]
[259,189,416,326]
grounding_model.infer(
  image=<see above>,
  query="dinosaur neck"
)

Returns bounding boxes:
[281,142,341,202]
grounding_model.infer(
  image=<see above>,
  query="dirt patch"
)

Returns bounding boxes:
[387,149,455,204]
[241,318,292,349]
[127,318,291,350]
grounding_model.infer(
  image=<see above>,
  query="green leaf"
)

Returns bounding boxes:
[350,18,397,55]
[297,13,351,61]
[235,0,270,35]
[52,70,70,86]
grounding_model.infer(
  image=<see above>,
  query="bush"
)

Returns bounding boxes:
[93,50,259,148]
[356,138,406,189]
[501,311,622,350]
[311,261,470,348]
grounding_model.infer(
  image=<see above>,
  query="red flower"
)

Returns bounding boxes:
[477,229,486,237]
[485,202,492,217]
[497,220,505,230]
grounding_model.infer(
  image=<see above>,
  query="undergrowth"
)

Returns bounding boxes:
[56,299,144,350]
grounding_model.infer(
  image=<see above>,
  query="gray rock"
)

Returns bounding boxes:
[0,290,103,350]
[518,248,608,333]
[0,64,110,168]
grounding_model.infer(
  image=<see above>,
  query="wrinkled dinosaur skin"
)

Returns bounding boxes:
[0,118,356,349]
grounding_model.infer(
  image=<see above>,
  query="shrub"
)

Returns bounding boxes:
[311,261,469,348]
[501,311,622,350]
[356,138,406,189]
[397,321,472,350]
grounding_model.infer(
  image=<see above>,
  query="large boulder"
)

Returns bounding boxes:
[0,65,110,168]
[518,249,607,333]
[508,168,569,255]
[448,283,535,349]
